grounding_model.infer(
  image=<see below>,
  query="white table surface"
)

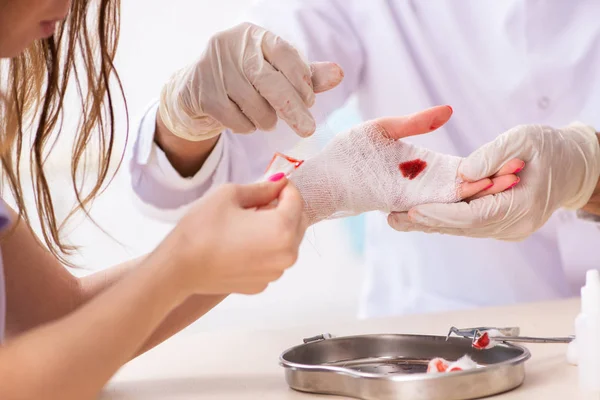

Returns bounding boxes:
[102,298,592,399]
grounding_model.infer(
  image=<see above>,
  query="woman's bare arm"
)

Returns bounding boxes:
[0,217,188,400]
[2,206,227,357]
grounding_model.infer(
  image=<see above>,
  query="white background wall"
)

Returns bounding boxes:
[20,0,366,333]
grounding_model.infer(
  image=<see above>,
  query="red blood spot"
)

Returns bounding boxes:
[427,358,448,373]
[430,119,444,130]
[399,159,427,180]
[473,332,490,350]
[448,366,463,372]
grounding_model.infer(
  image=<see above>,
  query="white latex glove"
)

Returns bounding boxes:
[388,122,600,241]
[159,22,344,141]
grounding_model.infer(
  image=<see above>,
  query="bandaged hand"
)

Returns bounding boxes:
[159,22,344,141]
[389,122,600,241]
[288,106,521,225]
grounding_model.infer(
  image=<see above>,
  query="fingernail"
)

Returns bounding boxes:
[513,161,526,174]
[483,183,494,191]
[446,105,453,113]
[507,177,520,190]
[268,172,285,182]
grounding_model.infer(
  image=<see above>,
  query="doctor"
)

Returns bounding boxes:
[130,0,600,317]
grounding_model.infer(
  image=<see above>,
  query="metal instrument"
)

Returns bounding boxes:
[447,326,575,345]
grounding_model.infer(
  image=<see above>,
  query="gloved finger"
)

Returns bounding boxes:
[226,73,278,132]
[373,105,453,140]
[406,192,512,229]
[200,85,257,134]
[388,212,482,237]
[465,175,520,201]
[262,31,316,106]
[310,62,344,94]
[251,61,316,137]
[459,126,532,182]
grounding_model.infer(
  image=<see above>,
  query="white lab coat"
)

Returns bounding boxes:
[129,0,600,318]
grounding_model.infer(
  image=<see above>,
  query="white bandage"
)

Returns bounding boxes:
[287,121,463,225]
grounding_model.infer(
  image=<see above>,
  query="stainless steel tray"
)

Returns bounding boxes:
[280,333,531,400]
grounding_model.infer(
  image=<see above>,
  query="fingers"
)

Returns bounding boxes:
[458,158,524,200]
[459,126,530,181]
[494,159,525,177]
[261,28,344,103]
[196,70,257,134]
[262,30,316,106]
[459,178,493,199]
[235,178,288,208]
[225,73,278,132]
[273,183,305,226]
[310,62,344,94]
[466,175,520,201]
[459,170,522,200]
[249,60,316,137]
[387,212,476,238]
[373,105,454,140]
[460,158,525,183]
[406,192,512,229]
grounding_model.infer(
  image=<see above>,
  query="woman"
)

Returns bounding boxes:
[0,0,515,398]
[0,0,307,398]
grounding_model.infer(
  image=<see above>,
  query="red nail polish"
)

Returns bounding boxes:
[507,177,520,190]
[513,162,525,174]
[268,172,285,182]
[483,183,494,191]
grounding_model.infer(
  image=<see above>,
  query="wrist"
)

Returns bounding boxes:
[154,110,220,177]
[146,230,199,301]
[581,132,600,216]
[152,220,217,296]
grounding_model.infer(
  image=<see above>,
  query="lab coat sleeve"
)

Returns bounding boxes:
[129,0,364,223]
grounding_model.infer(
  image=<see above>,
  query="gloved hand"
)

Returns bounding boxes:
[159,22,344,141]
[388,122,600,241]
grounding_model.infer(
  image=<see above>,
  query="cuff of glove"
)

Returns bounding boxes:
[158,69,224,142]
[562,121,600,210]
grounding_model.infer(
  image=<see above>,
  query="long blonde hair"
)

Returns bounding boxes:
[0,0,126,264]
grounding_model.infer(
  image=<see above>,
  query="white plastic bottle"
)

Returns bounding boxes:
[575,269,600,392]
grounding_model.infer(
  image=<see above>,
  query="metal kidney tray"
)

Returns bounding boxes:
[279,333,531,400]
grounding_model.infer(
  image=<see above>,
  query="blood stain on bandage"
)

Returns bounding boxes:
[399,159,427,180]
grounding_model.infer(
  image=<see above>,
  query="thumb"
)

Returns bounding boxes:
[235,176,288,208]
[310,62,344,93]
[373,105,453,140]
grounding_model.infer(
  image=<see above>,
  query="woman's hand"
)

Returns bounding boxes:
[160,176,307,296]
[159,22,344,142]
[285,105,522,225]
